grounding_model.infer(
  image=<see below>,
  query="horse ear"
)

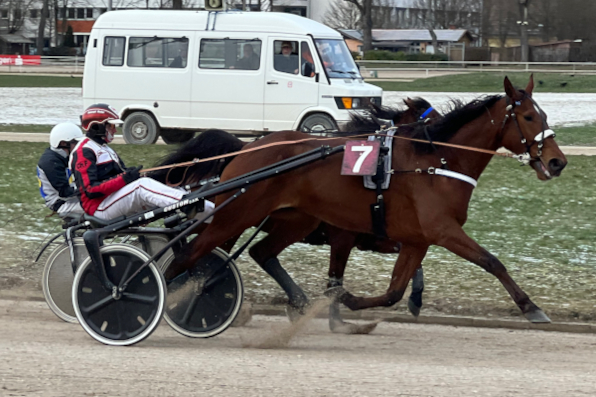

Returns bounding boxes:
[404,97,413,108]
[504,76,517,99]
[525,73,534,96]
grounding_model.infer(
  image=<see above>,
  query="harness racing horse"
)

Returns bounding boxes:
[153,99,440,332]
[165,76,567,323]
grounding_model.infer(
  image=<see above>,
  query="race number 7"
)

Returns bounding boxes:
[351,146,374,173]
[341,140,381,176]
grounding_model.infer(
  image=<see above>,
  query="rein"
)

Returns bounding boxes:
[142,127,522,177]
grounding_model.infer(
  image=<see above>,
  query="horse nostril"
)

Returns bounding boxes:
[548,158,567,174]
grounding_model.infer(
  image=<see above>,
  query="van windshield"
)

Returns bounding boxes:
[314,39,361,79]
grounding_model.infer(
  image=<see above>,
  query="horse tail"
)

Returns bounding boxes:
[150,129,246,185]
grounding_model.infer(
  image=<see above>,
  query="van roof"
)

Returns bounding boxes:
[93,10,342,39]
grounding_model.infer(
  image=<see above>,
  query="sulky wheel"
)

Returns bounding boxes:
[42,238,89,323]
[72,244,166,346]
[162,248,243,338]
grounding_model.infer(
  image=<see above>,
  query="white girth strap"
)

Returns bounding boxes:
[434,168,478,188]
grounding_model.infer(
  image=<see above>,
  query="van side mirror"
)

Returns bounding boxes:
[302,62,314,77]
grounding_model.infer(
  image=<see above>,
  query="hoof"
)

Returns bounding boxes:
[330,319,380,335]
[231,302,253,327]
[524,309,551,323]
[407,297,421,318]
[285,303,307,323]
[324,286,348,300]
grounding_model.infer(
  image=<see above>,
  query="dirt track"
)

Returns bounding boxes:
[1,299,595,396]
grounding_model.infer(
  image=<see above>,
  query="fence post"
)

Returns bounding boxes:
[75,56,78,74]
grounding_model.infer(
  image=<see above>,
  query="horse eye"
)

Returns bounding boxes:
[524,115,533,122]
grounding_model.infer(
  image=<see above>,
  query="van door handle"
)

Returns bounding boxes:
[267,80,278,85]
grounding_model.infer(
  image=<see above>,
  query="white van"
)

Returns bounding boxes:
[83,10,382,144]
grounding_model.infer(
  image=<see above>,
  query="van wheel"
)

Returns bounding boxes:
[123,112,160,145]
[299,114,338,136]
[161,130,195,145]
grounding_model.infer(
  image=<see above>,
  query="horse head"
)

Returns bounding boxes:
[500,75,567,180]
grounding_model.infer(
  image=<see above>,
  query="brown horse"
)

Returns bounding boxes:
[154,98,439,331]
[166,76,567,323]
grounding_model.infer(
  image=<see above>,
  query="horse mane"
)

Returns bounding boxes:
[340,98,432,135]
[404,95,503,154]
[150,129,245,185]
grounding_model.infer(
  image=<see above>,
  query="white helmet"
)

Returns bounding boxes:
[50,123,84,149]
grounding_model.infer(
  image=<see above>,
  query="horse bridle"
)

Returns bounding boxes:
[500,94,556,165]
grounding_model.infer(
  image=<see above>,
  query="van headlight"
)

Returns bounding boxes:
[335,97,382,109]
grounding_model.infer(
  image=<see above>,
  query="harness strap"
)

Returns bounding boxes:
[434,169,477,188]
[419,107,434,120]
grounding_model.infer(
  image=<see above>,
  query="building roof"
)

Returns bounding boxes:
[0,34,34,44]
[94,10,341,39]
[338,29,472,43]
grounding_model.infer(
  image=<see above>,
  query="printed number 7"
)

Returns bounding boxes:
[351,145,374,173]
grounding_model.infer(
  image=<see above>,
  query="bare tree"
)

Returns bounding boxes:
[5,0,36,33]
[344,0,372,51]
[413,0,482,52]
[324,0,360,30]
[37,0,49,53]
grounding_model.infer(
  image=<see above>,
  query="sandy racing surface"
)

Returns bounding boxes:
[1,299,595,396]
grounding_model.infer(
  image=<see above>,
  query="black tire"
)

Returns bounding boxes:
[42,239,89,323]
[122,112,160,145]
[298,113,338,135]
[72,244,166,346]
[162,248,243,338]
[161,130,195,145]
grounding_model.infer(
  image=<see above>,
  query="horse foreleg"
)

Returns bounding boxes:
[248,213,320,321]
[437,227,550,323]
[407,266,424,317]
[330,244,428,311]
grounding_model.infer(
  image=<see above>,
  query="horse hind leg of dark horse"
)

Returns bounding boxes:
[247,210,320,319]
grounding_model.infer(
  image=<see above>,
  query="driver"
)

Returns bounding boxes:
[37,123,85,219]
[70,104,214,220]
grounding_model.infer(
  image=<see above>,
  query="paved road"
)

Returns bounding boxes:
[1,299,595,396]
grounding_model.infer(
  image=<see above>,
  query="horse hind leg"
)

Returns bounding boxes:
[324,227,381,334]
[437,226,550,323]
[248,212,320,321]
[330,244,429,312]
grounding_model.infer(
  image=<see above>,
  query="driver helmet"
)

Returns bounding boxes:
[49,122,84,149]
[81,103,123,143]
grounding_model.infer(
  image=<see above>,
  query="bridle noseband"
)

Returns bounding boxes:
[500,95,556,165]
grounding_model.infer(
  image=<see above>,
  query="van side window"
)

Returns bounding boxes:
[199,39,261,70]
[102,37,125,66]
[273,40,298,74]
[300,41,315,77]
[127,37,189,68]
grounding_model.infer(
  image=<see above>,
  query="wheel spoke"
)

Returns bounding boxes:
[203,267,229,292]
[122,292,158,305]
[180,294,200,325]
[118,261,134,289]
[81,295,114,315]
[202,294,226,318]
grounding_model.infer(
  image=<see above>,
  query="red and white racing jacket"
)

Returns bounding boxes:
[69,137,128,215]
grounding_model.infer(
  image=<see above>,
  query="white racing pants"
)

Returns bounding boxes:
[93,177,215,222]
[57,199,84,219]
